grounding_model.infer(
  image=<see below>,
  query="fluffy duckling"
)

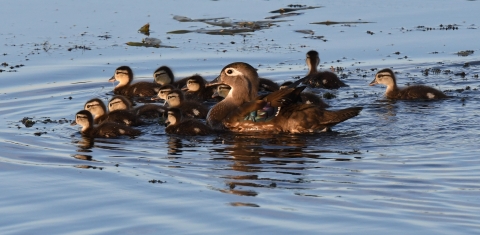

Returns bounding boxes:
[207,62,362,133]
[300,50,348,89]
[165,89,209,119]
[182,74,215,102]
[108,95,166,118]
[165,108,213,135]
[370,68,448,100]
[152,84,176,101]
[211,84,231,101]
[71,110,141,138]
[280,81,329,108]
[109,66,161,97]
[84,98,143,126]
[153,65,189,88]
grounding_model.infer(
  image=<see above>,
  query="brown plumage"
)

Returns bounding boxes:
[109,66,161,97]
[108,95,166,118]
[152,65,189,89]
[165,108,213,135]
[165,89,209,119]
[299,50,348,89]
[71,110,141,138]
[207,62,362,133]
[370,68,448,100]
[280,81,329,108]
[182,74,215,102]
[84,98,143,126]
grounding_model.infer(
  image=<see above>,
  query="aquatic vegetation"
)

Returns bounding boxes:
[138,23,150,36]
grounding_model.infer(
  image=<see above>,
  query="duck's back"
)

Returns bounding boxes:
[304,71,347,89]
[127,81,161,97]
[166,119,213,135]
[391,85,448,100]
[179,101,209,119]
[93,122,141,138]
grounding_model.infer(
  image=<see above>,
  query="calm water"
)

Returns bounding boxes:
[1,0,480,234]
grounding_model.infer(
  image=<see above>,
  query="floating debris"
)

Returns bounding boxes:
[295,29,315,35]
[269,5,321,14]
[311,20,374,25]
[126,37,177,48]
[173,15,227,23]
[21,117,35,127]
[138,23,150,36]
[167,28,254,36]
[67,45,91,51]
[265,12,304,19]
[457,50,474,57]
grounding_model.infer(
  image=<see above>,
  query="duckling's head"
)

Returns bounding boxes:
[212,84,231,99]
[210,62,259,102]
[152,84,175,101]
[185,75,205,92]
[370,68,397,87]
[165,107,182,127]
[71,110,94,132]
[153,66,174,85]
[84,98,107,118]
[109,66,133,86]
[108,95,132,112]
[306,50,320,73]
[165,89,184,107]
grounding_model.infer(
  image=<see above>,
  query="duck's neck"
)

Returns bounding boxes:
[385,84,399,98]
[207,86,254,130]
[307,58,319,75]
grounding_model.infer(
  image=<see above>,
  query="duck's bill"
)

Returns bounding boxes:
[70,121,77,126]
[108,76,116,82]
[206,75,224,87]
[369,78,378,86]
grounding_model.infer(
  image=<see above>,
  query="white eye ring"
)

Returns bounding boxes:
[224,68,242,76]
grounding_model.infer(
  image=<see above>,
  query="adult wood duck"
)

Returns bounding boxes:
[109,66,161,97]
[84,98,143,126]
[370,68,448,100]
[165,89,209,119]
[71,110,141,138]
[165,108,213,136]
[206,62,362,133]
[280,81,330,109]
[299,50,348,89]
[108,95,166,118]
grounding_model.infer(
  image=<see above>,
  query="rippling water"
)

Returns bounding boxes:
[1,0,480,234]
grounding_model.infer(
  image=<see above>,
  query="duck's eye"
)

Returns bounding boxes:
[226,69,233,75]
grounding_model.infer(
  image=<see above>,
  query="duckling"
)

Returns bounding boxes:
[182,74,215,102]
[84,98,143,126]
[165,89,209,119]
[280,81,330,108]
[152,65,189,88]
[211,84,231,101]
[165,108,213,135]
[370,68,448,100]
[152,84,176,101]
[109,66,161,97]
[299,50,348,89]
[71,110,141,138]
[108,95,166,118]
[207,62,362,133]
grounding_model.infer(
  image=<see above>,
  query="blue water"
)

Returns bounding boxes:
[1,0,480,234]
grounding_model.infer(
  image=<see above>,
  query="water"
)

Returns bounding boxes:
[1,0,480,234]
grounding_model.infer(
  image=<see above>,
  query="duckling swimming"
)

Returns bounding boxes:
[211,84,231,101]
[153,65,189,88]
[165,89,209,119]
[165,108,213,135]
[300,50,348,89]
[109,66,161,97]
[108,95,166,119]
[71,110,141,138]
[152,84,176,101]
[370,68,448,100]
[207,62,362,133]
[84,98,143,126]
[182,74,215,102]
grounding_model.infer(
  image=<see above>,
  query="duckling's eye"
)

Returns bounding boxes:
[226,69,233,74]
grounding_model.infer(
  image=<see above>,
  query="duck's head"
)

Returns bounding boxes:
[209,62,259,102]
[71,110,94,132]
[108,66,133,86]
[152,84,175,101]
[153,66,174,85]
[212,84,231,99]
[370,68,397,87]
[184,75,205,92]
[108,95,132,112]
[306,50,320,73]
[165,107,182,127]
[165,89,184,107]
[84,98,107,117]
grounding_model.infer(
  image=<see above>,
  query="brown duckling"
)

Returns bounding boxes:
[152,84,176,101]
[370,68,448,100]
[280,81,330,108]
[299,50,348,89]
[71,110,141,138]
[109,66,161,97]
[108,95,166,118]
[165,89,209,119]
[84,98,143,126]
[165,108,213,135]
[153,65,190,89]
[182,74,215,102]
[207,62,362,133]
[211,84,232,101]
